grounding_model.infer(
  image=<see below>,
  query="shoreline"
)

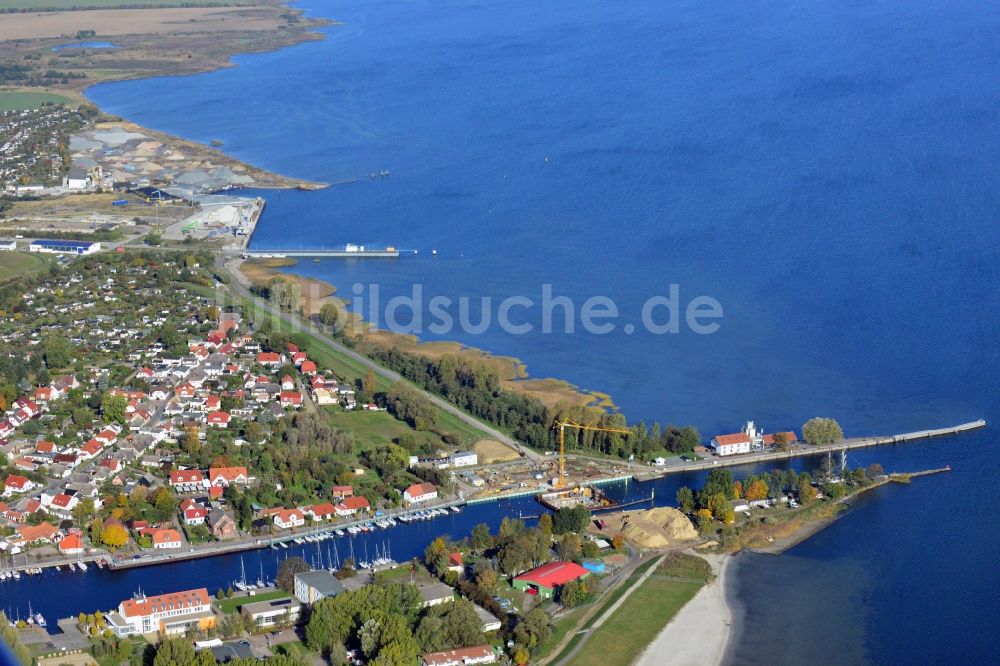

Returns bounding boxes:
[634,552,733,666]
[238,256,617,411]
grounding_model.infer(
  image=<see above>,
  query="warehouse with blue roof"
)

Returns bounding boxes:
[29,239,101,255]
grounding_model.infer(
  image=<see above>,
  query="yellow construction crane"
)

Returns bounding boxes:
[553,419,631,488]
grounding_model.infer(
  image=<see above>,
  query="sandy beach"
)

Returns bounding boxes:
[635,553,733,666]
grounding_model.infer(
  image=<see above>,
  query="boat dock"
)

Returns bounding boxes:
[634,419,986,481]
[244,246,406,259]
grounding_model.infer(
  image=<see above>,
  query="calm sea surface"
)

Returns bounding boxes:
[79,0,1000,662]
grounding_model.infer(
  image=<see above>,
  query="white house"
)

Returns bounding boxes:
[106,588,213,637]
[273,508,305,530]
[403,482,439,505]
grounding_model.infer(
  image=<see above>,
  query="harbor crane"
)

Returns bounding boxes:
[553,419,631,489]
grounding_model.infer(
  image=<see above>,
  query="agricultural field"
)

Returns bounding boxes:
[0,251,54,283]
[0,91,78,111]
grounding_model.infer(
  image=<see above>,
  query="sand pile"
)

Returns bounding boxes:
[619,507,698,548]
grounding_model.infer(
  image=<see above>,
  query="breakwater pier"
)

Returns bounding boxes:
[634,419,986,481]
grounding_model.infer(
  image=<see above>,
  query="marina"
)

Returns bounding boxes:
[244,244,407,258]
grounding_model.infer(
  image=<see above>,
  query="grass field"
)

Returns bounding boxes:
[0,251,54,283]
[568,576,704,666]
[0,91,78,111]
[215,589,289,614]
[0,0,240,10]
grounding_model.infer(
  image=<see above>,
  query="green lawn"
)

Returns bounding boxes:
[0,91,78,111]
[0,251,54,283]
[569,577,704,666]
[215,589,289,614]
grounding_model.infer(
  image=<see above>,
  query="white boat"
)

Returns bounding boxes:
[450,506,461,513]
[68,563,77,571]
[334,529,345,537]
[34,613,46,628]
[13,571,21,580]
[78,561,88,572]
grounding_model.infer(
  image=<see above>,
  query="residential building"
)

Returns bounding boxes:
[152,528,182,549]
[169,469,206,492]
[294,571,346,605]
[208,512,238,540]
[403,482,439,505]
[334,496,369,517]
[421,645,496,666]
[417,583,455,608]
[273,508,305,530]
[241,597,301,629]
[209,466,249,487]
[106,588,214,637]
[59,533,85,555]
[473,604,501,632]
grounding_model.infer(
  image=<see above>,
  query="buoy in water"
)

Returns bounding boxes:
[432,249,437,256]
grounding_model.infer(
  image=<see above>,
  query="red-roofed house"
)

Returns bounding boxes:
[13,522,62,545]
[3,475,35,497]
[47,493,78,517]
[80,439,103,459]
[403,483,439,505]
[206,411,231,428]
[169,469,206,492]
[59,533,85,555]
[300,360,318,376]
[256,352,282,368]
[209,466,249,487]
[205,395,222,411]
[208,486,224,500]
[710,433,751,457]
[273,508,305,530]
[334,496,370,517]
[280,375,295,391]
[513,561,590,599]
[421,645,496,666]
[302,502,336,522]
[152,528,182,549]
[183,506,208,526]
[291,352,307,366]
[34,386,61,403]
[331,485,354,500]
[279,391,303,408]
[34,440,56,455]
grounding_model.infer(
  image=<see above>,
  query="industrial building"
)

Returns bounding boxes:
[29,239,101,255]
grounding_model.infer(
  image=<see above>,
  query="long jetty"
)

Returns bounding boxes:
[634,419,986,481]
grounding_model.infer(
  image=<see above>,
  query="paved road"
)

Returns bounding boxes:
[219,256,539,460]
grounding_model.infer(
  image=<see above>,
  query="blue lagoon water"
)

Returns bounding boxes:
[81,0,1000,662]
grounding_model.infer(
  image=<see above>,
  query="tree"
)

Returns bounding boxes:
[676,486,695,513]
[511,608,551,652]
[276,556,309,591]
[319,302,341,329]
[771,432,790,450]
[745,479,769,502]
[802,417,844,446]
[867,463,885,477]
[42,335,74,369]
[363,369,377,395]
[101,523,128,549]
[695,509,714,533]
[798,473,817,504]
[511,645,531,665]
[471,523,492,552]
[552,505,590,534]
[536,513,553,538]
[152,638,197,666]
[555,533,582,562]
[101,393,128,425]
[71,497,96,525]
[702,468,735,501]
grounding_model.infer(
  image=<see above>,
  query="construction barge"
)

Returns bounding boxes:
[537,485,617,512]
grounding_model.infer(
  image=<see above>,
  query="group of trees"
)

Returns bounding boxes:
[384,383,437,431]
[369,349,700,461]
[0,612,30,666]
[305,582,425,665]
